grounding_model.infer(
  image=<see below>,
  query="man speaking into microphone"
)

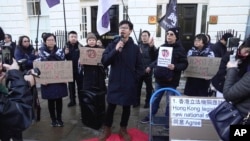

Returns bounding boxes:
[100,20,144,141]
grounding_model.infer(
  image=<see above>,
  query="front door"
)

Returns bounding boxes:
[177,4,197,52]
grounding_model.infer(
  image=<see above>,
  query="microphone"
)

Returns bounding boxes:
[119,35,125,52]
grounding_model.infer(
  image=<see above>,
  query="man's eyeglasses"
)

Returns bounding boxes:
[119,26,129,30]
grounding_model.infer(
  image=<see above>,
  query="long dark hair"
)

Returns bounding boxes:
[0,27,5,41]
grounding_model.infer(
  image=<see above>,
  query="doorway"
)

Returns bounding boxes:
[177,4,197,52]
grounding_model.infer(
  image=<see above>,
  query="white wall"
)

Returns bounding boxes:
[128,0,157,45]
[207,0,250,43]
[48,0,81,34]
[0,0,28,42]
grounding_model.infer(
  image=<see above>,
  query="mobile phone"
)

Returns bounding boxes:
[227,37,240,48]
[1,46,12,65]
[0,53,4,73]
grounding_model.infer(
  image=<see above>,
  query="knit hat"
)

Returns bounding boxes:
[221,33,233,42]
[167,27,180,41]
[86,32,97,41]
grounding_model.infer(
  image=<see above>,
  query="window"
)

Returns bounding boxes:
[123,5,128,20]
[201,5,208,33]
[81,7,87,39]
[27,0,41,15]
[156,5,162,37]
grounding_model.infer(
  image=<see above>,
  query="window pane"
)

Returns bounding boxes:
[35,1,41,15]
[27,2,34,15]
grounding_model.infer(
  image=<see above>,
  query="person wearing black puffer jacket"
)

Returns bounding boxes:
[81,32,107,92]
[140,27,188,124]
[64,31,84,107]
[0,59,36,141]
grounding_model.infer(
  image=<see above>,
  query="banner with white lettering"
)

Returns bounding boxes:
[169,96,224,140]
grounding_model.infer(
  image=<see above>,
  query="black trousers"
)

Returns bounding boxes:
[0,131,23,141]
[68,72,83,103]
[48,98,63,121]
[104,103,130,127]
[136,74,153,105]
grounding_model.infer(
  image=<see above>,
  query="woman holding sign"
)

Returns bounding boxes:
[36,33,68,127]
[184,34,215,96]
[81,32,106,92]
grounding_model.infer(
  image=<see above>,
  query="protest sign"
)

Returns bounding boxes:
[183,57,221,79]
[169,96,224,141]
[79,47,105,66]
[33,61,73,84]
[157,46,173,67]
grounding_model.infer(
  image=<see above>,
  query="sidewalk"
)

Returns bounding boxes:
[22,78,186,141]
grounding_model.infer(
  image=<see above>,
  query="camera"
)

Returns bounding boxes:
[17,59,41,77]
[226,37,240,61]
[0,45,13,65]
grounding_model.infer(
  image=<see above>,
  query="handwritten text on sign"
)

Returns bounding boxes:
[183,57,221,79]
[170,96,224,127]
[79,47,105,66]
[157,46,173,67]
[33,61,73,84]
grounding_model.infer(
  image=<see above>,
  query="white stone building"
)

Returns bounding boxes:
[0,0,249,50]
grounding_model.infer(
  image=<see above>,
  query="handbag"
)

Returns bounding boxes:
[208,101,249,141]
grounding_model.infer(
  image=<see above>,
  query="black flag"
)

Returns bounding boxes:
[159,0,178,31]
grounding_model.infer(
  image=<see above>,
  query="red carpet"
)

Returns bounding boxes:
[82,128,149,141]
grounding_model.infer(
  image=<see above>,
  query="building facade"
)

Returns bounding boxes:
[0,0,250,50]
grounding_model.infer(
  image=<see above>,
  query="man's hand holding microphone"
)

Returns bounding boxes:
[115,35,125,52]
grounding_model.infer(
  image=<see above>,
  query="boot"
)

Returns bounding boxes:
[119,127,131,141]
[99,126,111,141]
[67,99,76,107]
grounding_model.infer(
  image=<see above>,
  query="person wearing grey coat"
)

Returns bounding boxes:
[223,60,250,121]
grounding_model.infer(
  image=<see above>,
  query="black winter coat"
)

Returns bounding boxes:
[64,42,83,73]
[82,45,107,92]
[211,41,227,57]
[101,37,144,106]
[223,68,250,118]
[150,42,188,87]
[0,70,33,138]
[211,51,250,93]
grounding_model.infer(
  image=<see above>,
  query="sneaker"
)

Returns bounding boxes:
[140,116,149,124]
[57,120,64,127]
[51,120,57,127]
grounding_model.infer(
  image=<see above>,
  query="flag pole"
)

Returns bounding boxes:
[35,0,41,51]
[62,0,67,44]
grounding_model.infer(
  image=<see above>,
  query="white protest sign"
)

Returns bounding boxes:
[170,96,224,122]
[169,96,224,141]
[157,46,173,67]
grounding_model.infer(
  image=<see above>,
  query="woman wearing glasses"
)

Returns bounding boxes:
[14,35,38,70]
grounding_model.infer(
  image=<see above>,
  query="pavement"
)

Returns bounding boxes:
[22,78,186,141]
